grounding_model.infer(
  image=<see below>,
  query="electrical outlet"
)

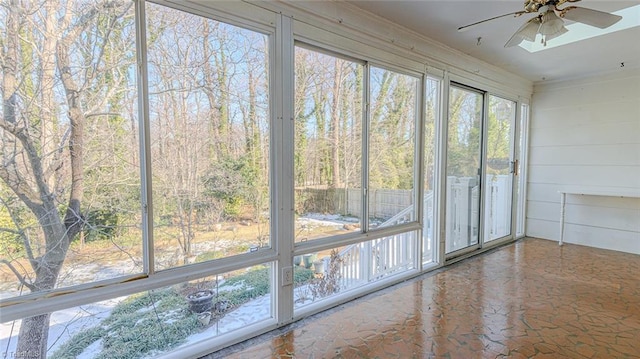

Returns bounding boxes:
[282,266,293,286]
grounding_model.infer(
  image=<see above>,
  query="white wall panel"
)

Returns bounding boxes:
[527,69,640,254]
[529,144,640,166]
[529,120,640,147]
[527,201,559,222]
[526,218,558,240]
[562,224,640,254]
[526,219,640,254]
[528,165,640,188]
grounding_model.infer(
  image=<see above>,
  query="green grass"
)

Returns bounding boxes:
[216,266,314,305]
[50,289,199,359]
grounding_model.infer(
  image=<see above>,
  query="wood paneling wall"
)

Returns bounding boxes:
[527,69,640,253]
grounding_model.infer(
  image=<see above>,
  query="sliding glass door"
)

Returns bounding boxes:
[445,85,520,255]
[484,95,517,243]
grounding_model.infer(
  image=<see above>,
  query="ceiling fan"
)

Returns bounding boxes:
[458,0,623,48]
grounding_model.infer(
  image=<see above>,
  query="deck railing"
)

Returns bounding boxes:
[333,175,510,288]
[336,192,433,287]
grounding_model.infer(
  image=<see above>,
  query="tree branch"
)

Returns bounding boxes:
[0,157,42,212]
[43,125,70,181]
[0,259,35,291]
[0,196,37,264]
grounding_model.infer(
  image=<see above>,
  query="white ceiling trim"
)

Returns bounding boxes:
[255,0,534,98]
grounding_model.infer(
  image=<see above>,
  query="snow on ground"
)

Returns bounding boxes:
[301,213,358,224]
[175,294,272,351]
[0,214,349,358]
[0,290,275,358]
[0,297,123,358]
[296,213,360,234]
[173,283,324,354]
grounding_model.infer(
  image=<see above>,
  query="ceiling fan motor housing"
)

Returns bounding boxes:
[525,0,542,13]
[525,0,564,13]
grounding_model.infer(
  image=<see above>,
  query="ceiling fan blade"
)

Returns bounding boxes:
[504,17,541,48]
[504,33,525,48]
[458,11,527,32]
[561,6,622,29]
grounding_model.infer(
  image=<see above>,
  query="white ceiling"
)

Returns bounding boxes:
[348,0,640,83]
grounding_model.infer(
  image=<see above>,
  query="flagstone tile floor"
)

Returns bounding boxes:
[205,238,640,358]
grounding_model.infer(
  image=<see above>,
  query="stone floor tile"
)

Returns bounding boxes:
[208,238,640,359]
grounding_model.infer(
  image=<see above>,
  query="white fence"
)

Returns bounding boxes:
[296,187,412,220]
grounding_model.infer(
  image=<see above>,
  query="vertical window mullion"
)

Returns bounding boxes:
[511,101,521,238]
[275,13,295,325]
[362,63,371,232]
[432,77,445,265]
[438,76,449,260]
[479,90,489,249]
[415,74,425,269]
[135,0,154,275]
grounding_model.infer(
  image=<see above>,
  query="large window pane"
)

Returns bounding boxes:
[293,47,363,242]
[146,4,270,269]
[0,1,141,300]
[368,67,418,229]
[0,263,273,358]
[445,86,483,253]
[423,78,439,264]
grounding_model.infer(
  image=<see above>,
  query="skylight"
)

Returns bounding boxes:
[519,4,640,52]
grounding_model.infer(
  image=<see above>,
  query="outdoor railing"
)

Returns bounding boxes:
[336,191,433,288]
[334,175,510,288]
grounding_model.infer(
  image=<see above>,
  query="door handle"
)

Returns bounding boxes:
[510,159,519,176]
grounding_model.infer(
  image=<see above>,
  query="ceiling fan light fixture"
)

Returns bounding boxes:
[540,10,564,36]
[544,26,568,41]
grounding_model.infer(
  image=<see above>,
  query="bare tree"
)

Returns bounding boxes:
[146,6,270,265]
[0,1,132,356]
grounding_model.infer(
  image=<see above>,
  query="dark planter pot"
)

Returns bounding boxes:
[186,289,214,313]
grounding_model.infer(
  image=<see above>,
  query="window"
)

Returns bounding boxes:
[1,263,273,359]
[368,67,418,230]
[293,47,420,243]
[423,77,440,264]
[293,232,416,310]
[146,3,270,269]
[1,1,274,357]
[0,0,141,297]
[516,103,529,237]
[293,47,363,242]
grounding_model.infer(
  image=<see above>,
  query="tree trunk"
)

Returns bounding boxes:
[14,210,71,358]
[16,314,51,359]
[2,1,127,357]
